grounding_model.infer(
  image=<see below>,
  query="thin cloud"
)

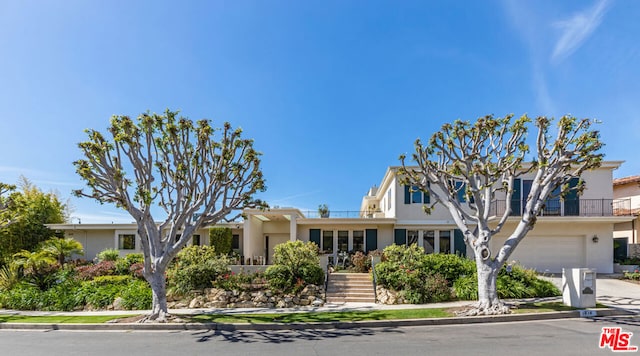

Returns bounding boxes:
[266,190,322,207]
[551,0,610,63]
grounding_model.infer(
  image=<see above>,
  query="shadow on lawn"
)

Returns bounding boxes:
[191,326,404,344]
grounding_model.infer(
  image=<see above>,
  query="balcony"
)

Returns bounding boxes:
[302,210,384,219]
[491,198,633,217]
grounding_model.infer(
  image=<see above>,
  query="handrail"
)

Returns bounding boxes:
[324,259,330,302]
[371,255,378,303]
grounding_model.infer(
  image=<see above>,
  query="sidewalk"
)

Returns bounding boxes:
[1,274,638,330]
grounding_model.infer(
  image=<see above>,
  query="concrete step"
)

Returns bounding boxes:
[327,286,373,293]
[326,296,376,303]
[325,292,375,298]
[330,273,371,279]
[328,282,372,287]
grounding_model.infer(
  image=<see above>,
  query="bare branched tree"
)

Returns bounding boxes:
[74,110,266,321]
[400,114,602,315]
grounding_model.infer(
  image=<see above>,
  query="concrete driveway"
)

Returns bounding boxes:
[543,274,640,313]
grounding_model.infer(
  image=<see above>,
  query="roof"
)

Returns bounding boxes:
[613,175,640,186]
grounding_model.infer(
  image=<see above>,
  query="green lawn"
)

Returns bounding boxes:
[189,308,453,324]
[0,315,138,324]
[0,302,606,324]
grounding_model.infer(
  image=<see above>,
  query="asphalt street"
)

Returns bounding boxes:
[1,317,639,356]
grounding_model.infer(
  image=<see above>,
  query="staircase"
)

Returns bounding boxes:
[325,273,376,303]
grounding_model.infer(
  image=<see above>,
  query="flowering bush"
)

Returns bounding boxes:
[75,260,116,280]
[350,251,371,273]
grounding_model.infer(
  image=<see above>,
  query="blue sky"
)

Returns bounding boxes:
[1,0,639,223]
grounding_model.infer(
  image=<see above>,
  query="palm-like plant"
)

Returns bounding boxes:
[41,238,84,267]
[0,263,20,291]
[13,250,56,274]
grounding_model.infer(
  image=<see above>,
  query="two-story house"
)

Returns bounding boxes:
[49,161,633,273]
[613,175,640,260]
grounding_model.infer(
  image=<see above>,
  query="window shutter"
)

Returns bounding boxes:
[404,185,410,204]
[365,229,378,252]
[454,229,466,256]
[394,229,407,245]
[310,229,321,246]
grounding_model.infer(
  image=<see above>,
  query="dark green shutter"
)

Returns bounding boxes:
[394,228,406,245]
[310,229,321,247]
[511,178,521,216]
[454,229,466,256]
[404,185,410,204]
[365,229,378,252]
[565,178,580,216]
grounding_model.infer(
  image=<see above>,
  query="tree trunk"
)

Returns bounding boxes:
[467,258,511,315]
[146,267,169,322]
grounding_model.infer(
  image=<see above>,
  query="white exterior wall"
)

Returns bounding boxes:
[245,216,263,264]
[65,229,115,260]
[491,221,614,273]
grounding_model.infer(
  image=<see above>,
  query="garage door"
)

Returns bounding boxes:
[503,236,585,273]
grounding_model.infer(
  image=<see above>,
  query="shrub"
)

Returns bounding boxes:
[167,245,230,295]
[624,271,640,280]
[78,276,133,309]
[264,265,291,291]
[350,251,371,273]
[129,263,145,279]
[0,283,42,310]
[421,253,475,285]
[374,245,453,303]
[375,244,428,292]
[120,279,152,310]
[38,277,83,311]
[264,241,324,292]
[401,273,452,304]
[271,240,320,268]
[452,264,561,300]
[300,263,324,285]
[97,248,120,262]
[453,274,477,300]
[115,253,144,275]
[209,227,233,255]
[75,260,116,280]
[381,243,424,267]
[0,263,20,291]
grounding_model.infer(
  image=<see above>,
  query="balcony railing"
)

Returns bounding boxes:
[301,199,633,219]
[302,210,382,219]
[491,198,632,217]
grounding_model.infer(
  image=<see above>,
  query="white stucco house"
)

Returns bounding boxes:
[48,161,634,273]
[613,175,640,260]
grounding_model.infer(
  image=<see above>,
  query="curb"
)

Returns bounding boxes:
[0,308,632,331]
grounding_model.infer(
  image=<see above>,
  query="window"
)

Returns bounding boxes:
[232,234,240,250]
[192,234,201,246]
[118,234,135,250]
[407,230,419,246]
[423,230,435,253]
[404,185,430,204]
[353,230,364,252]
[338,231,348,252]
[174,234,181,243]
[322,230,334,253]
[439,231,451,253]
[387,189,391,210]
